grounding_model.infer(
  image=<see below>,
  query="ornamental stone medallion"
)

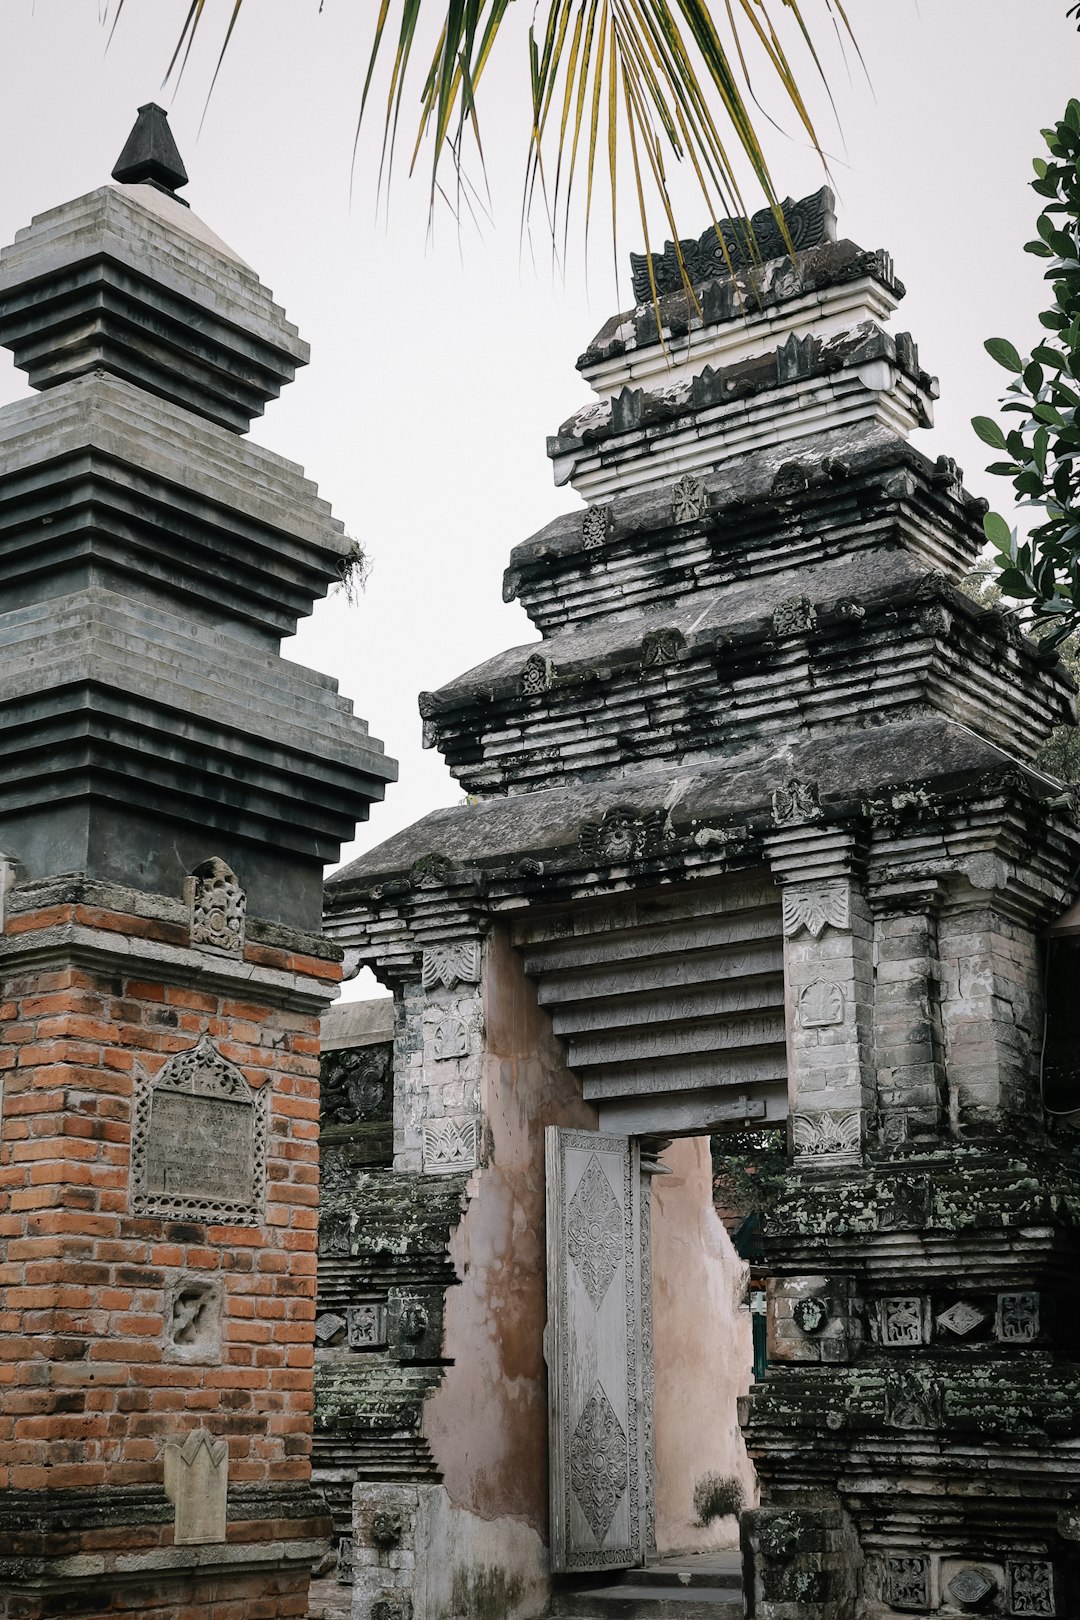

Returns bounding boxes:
[567,1154,623,1308]
[569,1381,628,1543]
[884,1554,931,1611]
[130,1036,267,1223]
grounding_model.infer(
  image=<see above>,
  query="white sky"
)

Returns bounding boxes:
[0,1,1077,997]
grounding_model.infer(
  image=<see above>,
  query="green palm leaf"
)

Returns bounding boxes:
[108,0,852,294]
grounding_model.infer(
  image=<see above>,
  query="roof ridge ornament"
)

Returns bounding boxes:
[112,103,189,204]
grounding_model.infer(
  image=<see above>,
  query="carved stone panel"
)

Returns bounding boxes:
[792,1110,861,1165]
[432,1016,469,1062]
[130,1037,267,1224]
[671,474,707,524]
[348,1304,388,1350]
[1007,1560,1055,1615]
[388,1286,444,1362]
[164,1430,228,1546]
[422,1117,478,1173]
[884,1554,931,1612]
[997,1292,1040,1343]
[798,981,845,1027]
[879,1296,929,1347]
[936,1301,986,1338]
[185,857,245,956]
[320,1044,391,1128]
[771,779,822,827]
[782,883,850,939]
[582,506,611,549]
[165,1275,223,1363]
[421,942,482,992]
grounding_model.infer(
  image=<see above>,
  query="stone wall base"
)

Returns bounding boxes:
[742,1497,860,1620]
[350,1481,548,1620]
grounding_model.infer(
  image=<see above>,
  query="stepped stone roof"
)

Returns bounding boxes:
[0,125,395,927]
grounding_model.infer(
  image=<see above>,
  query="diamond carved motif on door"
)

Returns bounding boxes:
[570,1381,629,1544]
[567,1154,623,1308]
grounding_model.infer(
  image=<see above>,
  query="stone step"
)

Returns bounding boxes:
[615,1560,742,1592]
[550,1584,743,1620]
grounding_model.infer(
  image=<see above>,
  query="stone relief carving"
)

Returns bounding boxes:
[521,653,551,695]
[320,1044,390,1126]
[884,1554,931,1612]
[348,1304,389,1350]
[772,595,817,636]
[671,473,707,524]
[641,627,686,668]
[165,1276,222,1363]
[580,807,670,865]
[432,1016,469,1061]
[569,1381,629,1544]
[782,883,851,939]
[1007,1560,1055,1616]
[315,1311,348,1345]
[792,1110,861,1164]
[947,1569,997,1607]
[422,1117,478,1173]
[582,506,611,550]
[185,857,245,956]
[422,941,482,992]
[936,1301,986,1338]
[130,1036,267,1224]
[567,1154,623,1308]
[997,1292,1039,1343]
[410,853,452,888]
[798,981,845,1027]
[629,185,835,302]
[885,1371,940,1431]
[879,1296,928,1347]
[164,1430,228,1547]
[771,778,822,826]
[793,1297,829,1334]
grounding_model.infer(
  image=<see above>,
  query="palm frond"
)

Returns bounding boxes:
[138,0,852,295]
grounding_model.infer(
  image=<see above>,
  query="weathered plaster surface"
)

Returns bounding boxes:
[423,925,596,1588]
[651,1135,754,1552]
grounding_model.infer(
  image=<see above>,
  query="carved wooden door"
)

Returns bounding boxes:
[545,1127,650,1574]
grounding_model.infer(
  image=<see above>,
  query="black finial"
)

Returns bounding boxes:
[112,104,189,202]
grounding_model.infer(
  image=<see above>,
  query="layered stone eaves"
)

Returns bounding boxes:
[578,238,903,387]
[422,576,1073,795]
[505,434,986,633]
[0,374,350,638]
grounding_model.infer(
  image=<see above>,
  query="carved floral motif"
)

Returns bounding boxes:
[884,1555,931,1612]
[582,506,611,550]
[641,628,686,667]
[422,1117,478,1173]
[798,981,845,1027]
[567,1155,623,1308]
[432,1017,469,1061]
[521,654,551,695]
[422,942,482,992]
[671,474,707,524]
[997,1292,1040,1343]
[569,1382,629,1544]
[580,808,670,865]
[772,595,817,636]
[782,884,850,939]
[792,1110,861,1163]
[1008,1561,1055,1616]
[320,1045,390,1126]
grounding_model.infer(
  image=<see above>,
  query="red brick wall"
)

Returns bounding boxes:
[0,900,337,1496]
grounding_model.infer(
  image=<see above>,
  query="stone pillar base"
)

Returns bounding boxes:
[742,1497,861,1620]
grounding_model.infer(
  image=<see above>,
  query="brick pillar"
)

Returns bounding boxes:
[0,881,341,1617]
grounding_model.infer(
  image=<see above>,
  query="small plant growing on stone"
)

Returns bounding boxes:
[337,538,370,606]
[693,1473,745,1526]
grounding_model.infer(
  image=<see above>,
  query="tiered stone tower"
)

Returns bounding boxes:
[0,108,395,1620]
[325,189,1080,1620]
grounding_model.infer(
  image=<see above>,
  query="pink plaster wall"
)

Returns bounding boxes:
[650,1136,755,1553]
[424,924,596,1535]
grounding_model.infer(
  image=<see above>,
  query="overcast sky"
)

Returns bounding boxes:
[0,2,1077,993]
